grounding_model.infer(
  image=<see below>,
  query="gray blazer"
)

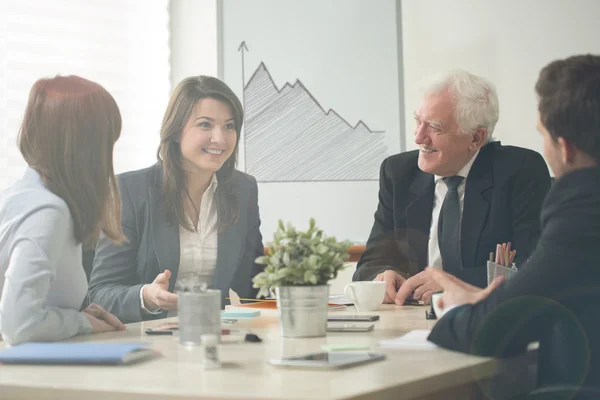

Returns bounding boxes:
[88,163,264,323]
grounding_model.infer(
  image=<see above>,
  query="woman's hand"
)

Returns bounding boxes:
[83,303,126,333]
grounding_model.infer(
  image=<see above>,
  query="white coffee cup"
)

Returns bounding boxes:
[344,281,386,312]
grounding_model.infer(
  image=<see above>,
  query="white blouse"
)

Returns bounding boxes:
[175,174,219,292]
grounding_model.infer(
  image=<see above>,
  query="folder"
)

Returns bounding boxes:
[0,342,159,365]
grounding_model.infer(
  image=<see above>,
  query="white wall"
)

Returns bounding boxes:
[169,0,219,86]
[401,0,600,154]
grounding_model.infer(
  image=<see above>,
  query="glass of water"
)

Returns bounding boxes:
[177,289,221,346]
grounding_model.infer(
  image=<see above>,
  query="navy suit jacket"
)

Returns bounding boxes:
[429,166,600,388]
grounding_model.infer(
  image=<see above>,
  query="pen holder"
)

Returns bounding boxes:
[486,261,518,286]
[177,289,221,346]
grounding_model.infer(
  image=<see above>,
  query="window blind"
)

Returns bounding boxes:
[0,0,171,190]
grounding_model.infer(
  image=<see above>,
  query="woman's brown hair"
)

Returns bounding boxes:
[157,76,243,233]
[18,75,125,249]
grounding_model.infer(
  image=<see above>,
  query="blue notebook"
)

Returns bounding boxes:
[0,342,158,365]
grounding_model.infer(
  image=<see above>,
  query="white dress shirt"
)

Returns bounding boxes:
[140,174,219,314]
[0,168,92,344]
[428,150,480,270]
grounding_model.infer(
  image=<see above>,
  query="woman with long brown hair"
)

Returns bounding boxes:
[0,75,126,345]
[89,76,264,323]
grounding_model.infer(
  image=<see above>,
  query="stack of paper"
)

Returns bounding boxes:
[379,330,438,350]
[328,294,353,305]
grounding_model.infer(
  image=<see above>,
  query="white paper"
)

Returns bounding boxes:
[379,330,438,350]
[329,294,353,305]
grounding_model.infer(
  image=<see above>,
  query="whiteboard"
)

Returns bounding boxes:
[221,0,403,242]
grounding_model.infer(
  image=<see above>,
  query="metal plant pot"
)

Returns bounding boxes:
[275,285,329,338]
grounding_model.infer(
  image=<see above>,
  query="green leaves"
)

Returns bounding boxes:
[252,218,352,297]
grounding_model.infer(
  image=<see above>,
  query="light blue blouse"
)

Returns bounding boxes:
[0,168,92,345]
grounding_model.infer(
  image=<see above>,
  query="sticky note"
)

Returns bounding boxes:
[221,309,260,318]
[321,344,370,352]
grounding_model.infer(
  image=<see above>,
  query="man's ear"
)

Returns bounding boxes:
[558,137,576,164]
[470,128,487,150]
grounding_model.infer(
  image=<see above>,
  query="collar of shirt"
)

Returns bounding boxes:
[434,149,480,183]
[23,167,44,185]
[208,173,219,193]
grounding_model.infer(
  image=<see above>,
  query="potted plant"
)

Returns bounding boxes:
[253,218,352,338]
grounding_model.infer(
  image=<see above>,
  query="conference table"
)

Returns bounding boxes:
[0,305,536,400]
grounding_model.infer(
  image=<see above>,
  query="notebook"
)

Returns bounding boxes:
[328,294,354,306]
[0,342,159,365]
[221,309,261,318]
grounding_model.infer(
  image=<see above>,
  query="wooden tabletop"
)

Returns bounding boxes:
[0,305,534,400]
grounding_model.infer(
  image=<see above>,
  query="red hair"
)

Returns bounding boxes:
[18,75,125,248]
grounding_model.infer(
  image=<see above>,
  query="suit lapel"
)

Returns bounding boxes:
[212,218,243,294]
[148,174,180,293]
[405,169,435,272]
[461,144,494,270]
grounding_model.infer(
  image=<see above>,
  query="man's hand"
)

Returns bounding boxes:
[142,269,178,311]
[394,270,443,305]
[374,270,407,303]
[424,267,504,311]
[83,303,126,334]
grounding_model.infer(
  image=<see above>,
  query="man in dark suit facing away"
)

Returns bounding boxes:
[426,54,600,391]
[353,69,551,305]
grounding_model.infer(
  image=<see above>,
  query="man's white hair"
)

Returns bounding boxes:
[419,69,499,142]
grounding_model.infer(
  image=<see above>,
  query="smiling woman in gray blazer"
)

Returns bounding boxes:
[88,76,264,323]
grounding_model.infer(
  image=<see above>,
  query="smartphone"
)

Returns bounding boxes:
[327,315,380,322]
[404,298,425,306]
[269,351,385,369]
[145,322,179,335]
[327,323,374,332]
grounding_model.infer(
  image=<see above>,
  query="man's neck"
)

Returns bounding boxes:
[563,152,598,175]
[436,149,481,180]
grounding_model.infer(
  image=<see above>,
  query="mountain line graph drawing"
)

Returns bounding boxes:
[239,42,388,182]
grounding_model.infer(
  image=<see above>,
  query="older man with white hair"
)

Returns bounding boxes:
[353,69,551,305]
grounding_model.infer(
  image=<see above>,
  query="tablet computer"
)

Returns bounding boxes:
[268,351,385,369]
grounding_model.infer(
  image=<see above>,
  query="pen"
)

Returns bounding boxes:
[495,244,502,264]
[509,249,517,266]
